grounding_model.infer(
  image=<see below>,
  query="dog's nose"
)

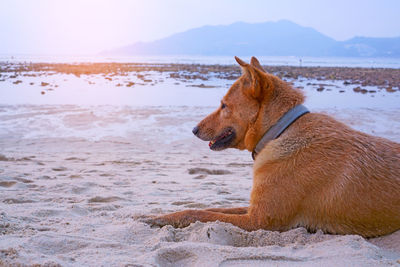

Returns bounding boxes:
[192,126,199,136]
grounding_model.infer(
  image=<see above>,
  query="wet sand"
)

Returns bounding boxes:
[1,62,399,90]
[0,62,400,266]
[1,62,399,108]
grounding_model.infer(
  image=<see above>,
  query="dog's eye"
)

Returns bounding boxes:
[221,103,227,109]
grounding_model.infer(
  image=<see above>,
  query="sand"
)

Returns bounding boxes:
[0,61,400,266]
[0,104,399,266]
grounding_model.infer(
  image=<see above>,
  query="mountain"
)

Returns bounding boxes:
[102,20,400,58]
[336,36,400,57]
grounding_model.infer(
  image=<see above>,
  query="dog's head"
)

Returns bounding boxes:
[192,56,304,151]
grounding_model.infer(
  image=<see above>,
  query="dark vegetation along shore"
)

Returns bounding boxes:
[0,62,399,93]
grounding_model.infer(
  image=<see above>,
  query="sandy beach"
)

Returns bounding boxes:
[0,63,400,266]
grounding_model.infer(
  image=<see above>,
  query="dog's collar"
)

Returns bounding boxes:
[252,104,310,160]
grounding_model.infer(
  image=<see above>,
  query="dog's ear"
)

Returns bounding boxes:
[250,57,266,73]
[235,56,264,99]
[235,56,248,67]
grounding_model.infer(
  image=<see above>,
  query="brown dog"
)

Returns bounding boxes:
[147,56,400,237]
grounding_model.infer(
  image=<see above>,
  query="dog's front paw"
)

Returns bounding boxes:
[141,215,172,228]
[141,210,198,228]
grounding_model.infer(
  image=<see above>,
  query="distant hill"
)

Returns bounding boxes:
[334,36,400,57]
[102,20,400,58]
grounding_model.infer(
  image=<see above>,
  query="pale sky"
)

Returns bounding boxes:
[1,0,399,55]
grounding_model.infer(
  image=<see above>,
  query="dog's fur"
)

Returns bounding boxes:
[148,56,400,237]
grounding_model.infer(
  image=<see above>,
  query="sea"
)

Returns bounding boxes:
[0,54,399,68]
[0,54,399,108]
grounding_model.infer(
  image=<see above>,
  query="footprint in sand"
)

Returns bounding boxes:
[155,248,197,267]
[171,201,193,206]
[3,198,34,204]
[188,168,232,175]
[226,162,253,167]
[65,157,86,161]
[14,178,34,183]
[32,209,62,217]
[0,154,12,161]
[88,196,123,203]
[69,174,82,179]
[29,234,90,254]
[0,181,17,187]
[217,190,231,195]
[52,167,68,171]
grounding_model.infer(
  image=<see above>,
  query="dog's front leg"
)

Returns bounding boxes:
[205,207,248,214]
[146,209,256,230]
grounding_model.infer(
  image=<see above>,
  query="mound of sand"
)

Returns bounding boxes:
[141,221,400,266]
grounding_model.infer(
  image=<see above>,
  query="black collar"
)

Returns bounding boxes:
[252,104,310,160]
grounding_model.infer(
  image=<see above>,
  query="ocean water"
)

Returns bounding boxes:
[1,70,399,108]
[1,54,399,68]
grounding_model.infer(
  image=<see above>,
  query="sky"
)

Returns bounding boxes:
[0,0,399,55]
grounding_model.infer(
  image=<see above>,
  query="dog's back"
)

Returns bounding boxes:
[254,112,400,237]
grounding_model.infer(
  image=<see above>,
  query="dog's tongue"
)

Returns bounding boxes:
[209,130,231,148]
[209,140,215,147]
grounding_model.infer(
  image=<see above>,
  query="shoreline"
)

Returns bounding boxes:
[0,62,399,90]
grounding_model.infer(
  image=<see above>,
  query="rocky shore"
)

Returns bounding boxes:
[0,62,399,91]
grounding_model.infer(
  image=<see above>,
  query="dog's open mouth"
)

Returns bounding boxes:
[209,128,235,150]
